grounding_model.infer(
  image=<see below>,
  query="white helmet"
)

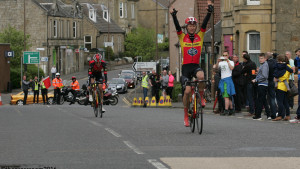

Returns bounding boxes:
[55,73,60,76]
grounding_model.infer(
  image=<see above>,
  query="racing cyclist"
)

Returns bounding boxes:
[170,0,213,127]
[88,53,108,112]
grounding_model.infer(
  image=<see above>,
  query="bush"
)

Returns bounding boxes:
[172,81,182,102]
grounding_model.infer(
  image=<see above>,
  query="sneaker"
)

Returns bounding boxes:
[89,95,93,102]
[289,117,300,123]
[272,116,282,121]
[253,116,262,120]
[267,117,272,120]
[102,107,106,113]
[229,109,235,116]
[220,110,229,116]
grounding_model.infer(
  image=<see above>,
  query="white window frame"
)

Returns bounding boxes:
[89,8,96,22]
[111,35,114,51]
[247,0,260,5]
[103,10,109,22]
[84,35,92,50]
[119,2,124,18]
[247,32,261,53]
[73,21,77,38]
[124,3,127,18]
[131,4,135,19]
[53,20,57,38]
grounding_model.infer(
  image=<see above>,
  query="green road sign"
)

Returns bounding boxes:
[23,51,40,64]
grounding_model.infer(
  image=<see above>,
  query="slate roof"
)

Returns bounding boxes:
[32,0,82,18]
[203,20,221,43]
[81,3,125,34]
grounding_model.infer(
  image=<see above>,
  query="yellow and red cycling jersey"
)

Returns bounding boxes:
[177,28,206,65]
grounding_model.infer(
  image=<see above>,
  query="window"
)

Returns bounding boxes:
[124,3,127,18]
[131,4,135,19]
[89,8,96,22]
[104,35,108,42]
[53,20,57,38]
[247,32,261,66]
[119,2,123,18]
[103,10,109,22]
[84,36,92,50]
[165,12,168,24]
[49,19,52,37]
[247,0,260,5]
[73,21,76,38]
[67,20,70,38]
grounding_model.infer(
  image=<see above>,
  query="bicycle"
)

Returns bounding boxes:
[92,81,103,118]
[204,79,212,103]
[185,79,207,134]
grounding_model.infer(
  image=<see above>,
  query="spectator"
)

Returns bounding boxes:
[273,55,292,121]
[40,76,49,105]
[141,71,149,107]
[241,54,257,116]
[52,73,63,104]
[51,66,57,80]
[149,70,160,103]
[217,51,235,116]
[213,62,224,114]
[32,76,40,104]
[167,70,174,100]
[241,51,249,108]
[22,75,32,105]
[160,69,169,100]
[232,54,244,113]
[266,52,277,119]
[291,48,300,123]
[286,51,295,109]
[252,53,271,120]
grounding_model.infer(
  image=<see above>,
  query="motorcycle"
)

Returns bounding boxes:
[77,83,119,106]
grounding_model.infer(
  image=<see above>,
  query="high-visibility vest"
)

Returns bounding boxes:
[142,75,149,89]
[52,78,63,89]
[34,81,39,91]
[70,80,80,90]
[41,81,46,89]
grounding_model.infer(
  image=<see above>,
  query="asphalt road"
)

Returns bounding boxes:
[1,65,300,169]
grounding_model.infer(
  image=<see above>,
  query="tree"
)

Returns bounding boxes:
[124,27,156,61]
[0,25,31,67]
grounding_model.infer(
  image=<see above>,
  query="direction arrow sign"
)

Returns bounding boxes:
[132,62,156,72]
[41,57,48,62]
[23,51,40,64]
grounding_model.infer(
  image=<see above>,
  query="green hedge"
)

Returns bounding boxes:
[172,81,182,102]
[10,65,44,89]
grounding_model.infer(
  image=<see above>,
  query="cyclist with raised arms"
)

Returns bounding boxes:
[88,53,108,112]
[170,0,213,127]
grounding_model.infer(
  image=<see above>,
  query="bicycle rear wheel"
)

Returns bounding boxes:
[93,91,98,117]
[189,95,195,133]
[196,93,203,134]
[97,89,103,118]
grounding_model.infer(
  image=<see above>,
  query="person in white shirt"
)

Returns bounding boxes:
[216,51,236,116]
[286,51,295,109]
[51,66,57,80]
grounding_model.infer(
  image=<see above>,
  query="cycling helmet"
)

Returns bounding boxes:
[93,53,102,63]
[185,17,198,25]
[55,73,60,76]
[72,76,76,80]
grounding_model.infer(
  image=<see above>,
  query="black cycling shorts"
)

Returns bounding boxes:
[90,72,103,84]
[181,64,203,86]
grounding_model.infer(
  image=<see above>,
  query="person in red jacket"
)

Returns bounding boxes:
[170,0,213,127]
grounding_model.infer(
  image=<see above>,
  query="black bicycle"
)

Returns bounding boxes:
[92,81,103,118]
[186,80,207,134]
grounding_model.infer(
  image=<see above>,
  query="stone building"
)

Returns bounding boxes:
[0,44,11,93]
[81,3,125,58]
[0,0,84,76]
[222,0,300,66]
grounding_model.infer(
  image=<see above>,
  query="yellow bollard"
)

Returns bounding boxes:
[150,96,157,107]
[132,97,138,106]
[138,97,143,106]
[158,96,165,107]
[145,97,150,106]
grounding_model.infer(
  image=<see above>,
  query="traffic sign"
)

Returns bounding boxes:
[5,51,14,57]
[23,51,40,64]
[132,62,156,72]
[41,57,48,62]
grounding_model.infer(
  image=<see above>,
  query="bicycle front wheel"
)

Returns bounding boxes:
[189,97,195,133]
[196,93,203,134]
[93,91,98,117]
[97,89,103,118]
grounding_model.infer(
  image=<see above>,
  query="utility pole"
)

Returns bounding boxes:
[23,0,26,79]
[210,0,215,76]
[155,0,158,61]
[107,0,110,62]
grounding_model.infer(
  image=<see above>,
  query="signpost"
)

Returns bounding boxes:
[23,51,40,64]
[132,62,156,72]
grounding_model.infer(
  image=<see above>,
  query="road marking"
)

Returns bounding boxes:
[123,141,144,154]
[89,121,103,127]
[148,159,169,169]
[122,97,131,106]
[105,128,122,137]
[14,108,23,116]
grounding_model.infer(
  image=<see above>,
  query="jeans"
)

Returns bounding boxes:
[267,80,277,118]
[41,89,48,104]
[233,84,242,111]
[54,88,61,104]
[276,89,290,118]
[288,80,294,108]
[246,83,255,114]
[296,80,300,118]
[152,86,159,103]
[33,90,39,103]
[143,87,148,101]
[255,85,270,118]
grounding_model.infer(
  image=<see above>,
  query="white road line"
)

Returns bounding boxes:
[123,141,144,155]
[148,159,169,169]
[89,121,103,127]
[105,128,122,137]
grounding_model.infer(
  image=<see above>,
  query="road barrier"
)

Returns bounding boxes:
[138,97,143,106]
[145,97,150,107]
[132,97,138,106]
[0,93,2,106]
[150,97,156,107]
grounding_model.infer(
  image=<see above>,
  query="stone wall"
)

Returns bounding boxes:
[275,0,300,56]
